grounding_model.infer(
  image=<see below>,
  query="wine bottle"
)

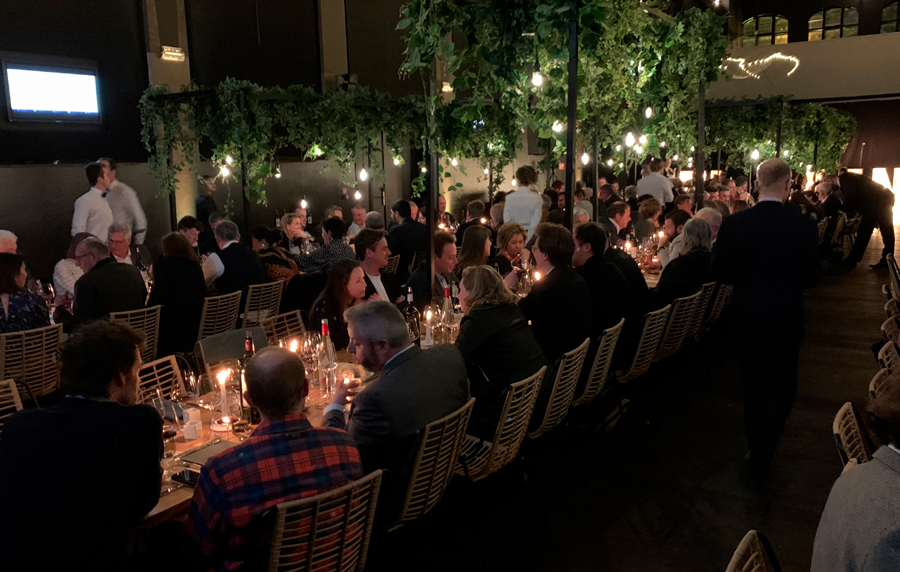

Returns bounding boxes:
[240,331,261,424]
[320,319,337,394]
[402,287,420,346]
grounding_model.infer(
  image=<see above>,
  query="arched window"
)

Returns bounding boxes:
[883,2,899,33]
[808,7,859,40]
[742,15,789,47]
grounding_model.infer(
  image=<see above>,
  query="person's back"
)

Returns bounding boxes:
[149,243,207,354]
[605,247,650,315]
[386,217,427,282]
[520,265,591,366]
[73,258,147,324]
[636,171,673,204]
[215,241,267,298]
[653,249,712,309]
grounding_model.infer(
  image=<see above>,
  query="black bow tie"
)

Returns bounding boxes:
[101,192,108,198]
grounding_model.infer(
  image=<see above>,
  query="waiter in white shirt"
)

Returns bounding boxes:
[71,162,114,242]
[99,157,148,244]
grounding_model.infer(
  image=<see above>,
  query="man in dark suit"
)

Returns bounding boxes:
[0,321,162,572]
[838,171,895,269]
[386,199,428,283]
[198,211,226,257]
[598,184,623,210]
[455,199,491,247]
[201,220,267,305]
[324,301,469,520]
[605,243,650,315]
[107,223,152,269]
[407,231,458,311]
[713,158,818,478]
[356,228,403,304]
[72,237,147,327]
[598,201,631,246]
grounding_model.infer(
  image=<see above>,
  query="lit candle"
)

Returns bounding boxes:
[424,309,434,346]
[658,230,665,240]
[217,369,230,418]
[289,339,299,353]
[534,271,542,281]
[625,241,632,252]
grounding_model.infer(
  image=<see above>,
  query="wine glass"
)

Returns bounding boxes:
[297,331,323,390]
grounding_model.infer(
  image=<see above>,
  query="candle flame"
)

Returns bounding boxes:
[222,416,231,423]
[217,369,230,385]
[624,241,632,250]
[534,271,542,281]
[658,231,665,238]
[426,309,433,320]
[289,339,299,353]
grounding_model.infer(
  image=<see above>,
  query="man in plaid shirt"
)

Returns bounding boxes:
[185,347,363,571]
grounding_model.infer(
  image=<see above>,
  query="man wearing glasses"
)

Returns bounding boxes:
[71,238,146,327]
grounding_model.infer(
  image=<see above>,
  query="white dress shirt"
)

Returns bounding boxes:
[202,241,237,286]
[53,259,83,298]
[636,172,674,205]
[659,232,685,268]
[366,272,389,301]
[107,180,148,244]
[503,187,544,239]
[71,187,114,241]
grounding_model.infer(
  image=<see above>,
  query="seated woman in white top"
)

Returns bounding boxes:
[503,165,543,240]
[53,232,92,299]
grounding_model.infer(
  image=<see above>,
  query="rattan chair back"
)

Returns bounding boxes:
[259,310,308,346]
[829,212,846,247]
[384,255,401,275]
[885,298,899,321]
[655,291,702,361]
[869,368,890,401]
[0,379,23,439]
[572,319,625,407]
[266,470,382,572]
[616,305,671,383]
[198,291,242,341]
[833,402,871,465]
[817,217,829,241]
[882,317,899,345]
[242,282,285,328]
[528,338,590,439]
[137,355,187,405]
[706,283,734,325]
[195,327,269,380]
[725,530,780,572]
[110,305,161,363]
[877,341,900,373]
[390,398,475,531]
[455,366,546,482]
[685,281,716,340]
[0,323,63,401]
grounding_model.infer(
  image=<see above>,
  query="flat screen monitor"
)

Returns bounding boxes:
[3,62,100,123]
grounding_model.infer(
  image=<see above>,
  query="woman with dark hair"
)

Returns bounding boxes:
[0,253,49,334]
[294,216,355,273]
[309,259,367,350]
[454,225,492,279]
[258,228,300,283]
[489,222,527,276]
[148,232,207,355]
[250,225,270,252]
[455,265,547,440]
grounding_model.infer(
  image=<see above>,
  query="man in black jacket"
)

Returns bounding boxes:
[407,231,458,311]
[713,158,818,477]
[72,237,146,327]
[201,220,267,305]
[356,228,403,304]
[386,199,428,283]
[0,321,162,572]
[838,171,895,269]
[605,246,650,315]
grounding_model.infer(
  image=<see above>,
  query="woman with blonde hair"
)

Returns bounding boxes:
[455,265,547,440]
[489,222,527,276]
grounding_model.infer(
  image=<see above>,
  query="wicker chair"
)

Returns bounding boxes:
[705,283,734,325]
[885,298,899,321]
[869,369,890,401]
[0,379,23,439]
[195,327,269,380]
[137,355,187,405]
[882,317,899,345]
[456,366,546,482]
[817,217,830,242]
[389,398,475,531]
[266,470,382,572]
[198,291,242,342]
[877,341,900,373]
[616,305,671,383]
[829,212,846,248]
[384,255,401,275]
[725,530,781,572]
[833,402,871,466]
[259,310,307,346]
[110,305,161,363]
[528,338,590,439]
[655,291,701,361]
[840,214,861,252]
[0,323,63,403]
[242,282,285,328]
[571,319,625,407]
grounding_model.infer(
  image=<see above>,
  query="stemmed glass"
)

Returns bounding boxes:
[297,331,323,391]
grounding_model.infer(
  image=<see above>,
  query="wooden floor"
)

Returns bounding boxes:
[369,229,892,572]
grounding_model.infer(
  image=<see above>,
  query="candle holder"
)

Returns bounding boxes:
[211,416,234,434]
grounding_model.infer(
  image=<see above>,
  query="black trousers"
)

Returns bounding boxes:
[849,206,895,263]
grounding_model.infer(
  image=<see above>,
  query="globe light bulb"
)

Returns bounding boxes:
[483,168,490,175]
[358,168,368,182]
[300,199,308,209]
[660,141,667,148]
[751,149,760,161]
[220,166,230,177]
[615,145,622,152]
[639,135,648,146]
[782,149,790,157]
[421,167,427,173]
[511,179,518,187]
[274,168,282,179]
[672,154,679,161]
[393,157,401,166]
[607,159,614,167]
[225,155,234,165]
[531,71,543,87]
[354,190,362,201]
[581,152,590,165]
[451,158,458,167]
[644,107,653,119]
[552,121,564,133]
[625,133,635,148]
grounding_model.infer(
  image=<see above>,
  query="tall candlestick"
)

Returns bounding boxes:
[424,309,434,346]
[217,369,230,417]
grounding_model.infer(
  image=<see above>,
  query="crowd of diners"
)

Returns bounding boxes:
[0,155,896,571]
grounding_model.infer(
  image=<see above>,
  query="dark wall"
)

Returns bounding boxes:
[0,0,149,164]
[185,0,321,88]
[345,0,420,97]
[735,0,889,42]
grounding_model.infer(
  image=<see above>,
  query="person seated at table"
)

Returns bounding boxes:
[407,231,458,311]
[257,228,301,283]
[72,238,147,328]
[355,229,403,304]
[598,202,630,245]
[694,207,723,243]
[729,199,750,215]
[107,223,151,269]
[294,216,355,274]
[659,208,692,268]
[185,347,363,572]
[634,197,662,241]
[489,203,504,229]
[198,211,226,257]
[201,220,267,300]
[454,224,492,280]
[347,204,367,240]
[674,193,694,215]
[652,218,714,310]
[54,231,92,300]
[490,222,527,276]
[309,259,367,350]
[324,301,469,521]
[365,210,385,230]
[814,182,843,249]
[177,215,204,249]
[280,213,309,254]
[456,266,547,441]
[0,253,50,334]
[572,206,590,227]
[0,321,162,572]
[148,232,207,355]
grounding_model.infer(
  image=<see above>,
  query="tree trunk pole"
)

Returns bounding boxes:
[694,83,706,211]
[564,1,578,229]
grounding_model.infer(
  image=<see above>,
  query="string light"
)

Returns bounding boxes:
[639,134,648,146]
[615,145,622,152]
[511,178,518,187]
[751,149,760,161]
[421,166,427,173]
[644,106,653,119]
[672,154,679,161]
[274,166,282,179]
[450,158,458,167]
[531,70,543,87]
[225,155,234,165]
[607,159,614,167]
[220,166,231,177]
[354,190,362,201]
[625,133,636,148]
[581,152,590,165]
[393,157,401,166]
[782,149,790,157]
[358,168,368,182]
[660,141,667,148]
[300,198,308,209]
[552,121,564,133]
[483,168,490,175]
[724,53,801,80]
[634,145,643,154]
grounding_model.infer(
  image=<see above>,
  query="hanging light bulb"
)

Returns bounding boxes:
[225,155,234,165]
[782,149,790,157]
[354,190,362,201]
[274,166,282,179]
[220,165,231,178]
[672,154,679,161]
[393,157,401,166]
[618,163,624,168]
[639,135,648,145]
[358,168,368,182]
[552,121,564,133]
[450,158,458,167]
[511,178,518,187]
[607,159,614,167]
[660,141,667,148]
[644,106,653,119]
[421,166,427,173]
[300,198,308,210]
[751,149,760,161]
[531,70,543,87]
[615,145,622,152]
[690,146,695,152]
[625,132,636,148]
[634,145,643,155]
[483,168,490,175]
[581,152,590,165]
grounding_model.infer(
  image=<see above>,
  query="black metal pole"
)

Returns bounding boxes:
[168,189,177,230]
[238,91,251,238]
[592,132,599,222]
[694,83,706,211]
[425,64,439,305]
[563,1,578,230]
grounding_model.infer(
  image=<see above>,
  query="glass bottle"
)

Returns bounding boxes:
[402,287,421,346]
[319,319,337,396]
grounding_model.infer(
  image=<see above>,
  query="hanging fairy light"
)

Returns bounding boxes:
[354,190,362,201]
[751,149,760,161]
[358,168,368,182]
[625,133,636,148]
[672,154,679,161]
[393,157,401,166]
[639,134,648,146]
[581,152,590,165]
[421,166,427,173]
[552,121,564,133]
[782,149,790,157]
[220,165,231,178]
[615,145,622,152]
[483,168,490,175]
[451,158,458,167]
[225,155,234,165]
[644,106,653,119]
[607,159,614,167]
[511,178,518,187]
[300,198,308,209]
[274,166,282,179]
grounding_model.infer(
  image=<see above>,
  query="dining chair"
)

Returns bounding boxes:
[527,339,590,440]
[655,290,702,362]
[389,398,475,532]
[832,401,871,467]
[885,298,899,321]
[817,217,830,242]
[137,355,187,405]
[616,305,671,383]
[571,319,624,407]
[242,282,285,328]
[110,305,162,363]
[0,379,23,439]
[705,283,733,326]
[195,327,269,380]
[384,255,401,275]
[0,323,63,404]
[877,341,900,373]
[869,368,890,401]
[259,310,307,346]
[724,530,781,572]
[881,317,899,345]
[685,281,716,340]
[198,291,242,342]
[456,366,546,482]
[266,470,382,572]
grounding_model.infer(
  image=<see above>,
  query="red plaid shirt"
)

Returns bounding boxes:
[184,413,363,571]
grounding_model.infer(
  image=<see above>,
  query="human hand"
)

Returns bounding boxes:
[331,378,360,406]
[368,293,382,302]
[503,270,518,290]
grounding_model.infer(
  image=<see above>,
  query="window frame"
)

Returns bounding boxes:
[742,14,790,47]
[882,1,900,34]
[808,7,860,41]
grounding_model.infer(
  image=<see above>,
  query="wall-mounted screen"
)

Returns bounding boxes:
[2,58,101,123]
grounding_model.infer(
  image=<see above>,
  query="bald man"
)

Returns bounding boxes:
[712,158,818,479]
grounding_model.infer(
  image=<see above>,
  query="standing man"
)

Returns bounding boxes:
[99,158,147,244]
[636,159,674,207]
[386,199,427,284]
[72,162,114,242]
[838,171,895,269]
[196,175,218,232]
[713,158,818,479]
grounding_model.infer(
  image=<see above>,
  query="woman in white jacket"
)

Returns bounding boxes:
[503,165,543,240]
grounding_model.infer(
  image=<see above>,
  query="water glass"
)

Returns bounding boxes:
[162,425,177,459]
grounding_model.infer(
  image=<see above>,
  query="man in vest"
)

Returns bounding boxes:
[201,220,267,303]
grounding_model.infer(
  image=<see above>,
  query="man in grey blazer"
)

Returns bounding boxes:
[811,384,900,571]
[324,301,470,519]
